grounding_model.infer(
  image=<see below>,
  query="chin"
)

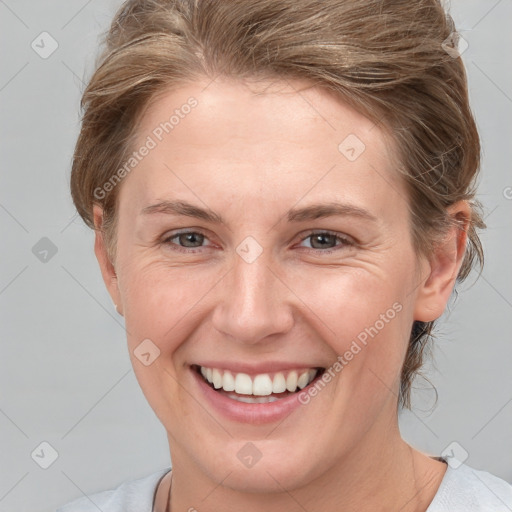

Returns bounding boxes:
[198,438,324,494]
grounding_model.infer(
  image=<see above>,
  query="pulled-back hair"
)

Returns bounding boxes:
[70,0,485,409]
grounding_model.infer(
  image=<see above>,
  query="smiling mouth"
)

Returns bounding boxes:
[192,365,325,403]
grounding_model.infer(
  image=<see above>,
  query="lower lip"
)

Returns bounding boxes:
[191,367,316,425]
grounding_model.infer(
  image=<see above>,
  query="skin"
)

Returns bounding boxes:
[93,77,469,512]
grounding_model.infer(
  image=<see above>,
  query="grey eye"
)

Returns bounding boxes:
[307,233,338,249]
[175,232,205,247]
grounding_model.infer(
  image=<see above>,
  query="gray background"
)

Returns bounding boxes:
[1,1,511,511]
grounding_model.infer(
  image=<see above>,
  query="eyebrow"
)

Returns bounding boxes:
[287,202,377,223]
[140,200,224,224]
[140,200,377,224]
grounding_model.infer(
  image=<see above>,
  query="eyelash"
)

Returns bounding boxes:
[161,229,354,255]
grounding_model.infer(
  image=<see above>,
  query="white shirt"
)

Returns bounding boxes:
[56,461,512,511]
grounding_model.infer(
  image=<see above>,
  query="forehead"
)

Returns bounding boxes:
[139,77,385,152]
[119,77,406,222]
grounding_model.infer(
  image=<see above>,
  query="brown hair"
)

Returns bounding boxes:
[70,0,485,410]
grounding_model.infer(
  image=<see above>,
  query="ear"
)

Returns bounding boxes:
[413,200,470,322]
[93,204,123,316]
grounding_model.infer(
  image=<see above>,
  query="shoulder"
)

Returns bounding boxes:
[427,462,512,511]
[56,468,171,512]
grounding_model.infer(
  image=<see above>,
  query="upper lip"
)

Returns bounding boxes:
[191,361,325,375]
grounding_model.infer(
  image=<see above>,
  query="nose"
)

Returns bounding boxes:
[211,245,294,345]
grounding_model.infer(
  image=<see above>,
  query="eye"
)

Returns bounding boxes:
[161,230,213,253]
[161,229,354,255]
[297,230,354,254]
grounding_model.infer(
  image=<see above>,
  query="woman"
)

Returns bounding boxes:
[58,0,512,510]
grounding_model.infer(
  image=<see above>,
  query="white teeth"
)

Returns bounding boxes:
[297,371,310,389]
[222,392,280,403]
[223,371,235,392]
[235,373,253,394]
[212,368,223,389]
[286,371,298,392]
[272,373,287,393]
[253,374,273,396]
[198,366,319,396]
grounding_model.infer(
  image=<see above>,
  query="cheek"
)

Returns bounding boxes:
[287,263,414,405]
[121,260,213,342]
[119,261,207,422]
[119,259,228,419]
[288,263,408,343]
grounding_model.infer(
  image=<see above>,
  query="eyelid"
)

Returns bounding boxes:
[298,229,354,243]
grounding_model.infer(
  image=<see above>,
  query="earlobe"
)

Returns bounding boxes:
[413,201,470,322]
[93,205,123,316]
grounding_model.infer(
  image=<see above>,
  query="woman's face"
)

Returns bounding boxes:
[97,78,438,490]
